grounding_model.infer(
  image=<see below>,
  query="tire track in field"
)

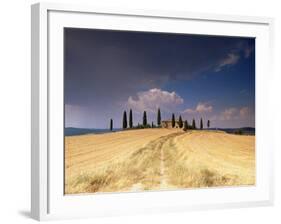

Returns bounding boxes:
[130,131,185,191]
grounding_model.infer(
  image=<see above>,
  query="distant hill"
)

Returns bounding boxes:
[209,127,255,135]
[65,127,121,136]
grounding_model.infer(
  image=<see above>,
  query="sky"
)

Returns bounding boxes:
[64,28,255,129]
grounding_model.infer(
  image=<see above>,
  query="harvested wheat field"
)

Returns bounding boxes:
[65,129,255,194]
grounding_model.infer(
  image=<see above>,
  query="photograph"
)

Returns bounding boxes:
[64,28,255,195]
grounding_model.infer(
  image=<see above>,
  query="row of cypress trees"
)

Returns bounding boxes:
[171,113,193,129]
[120,108,162,129]
[170,113,210,130]
[109,108,210,131]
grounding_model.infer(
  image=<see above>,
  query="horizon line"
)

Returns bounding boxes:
[65,126,255,129]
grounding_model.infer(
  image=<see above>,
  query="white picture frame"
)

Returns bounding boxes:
[31,2,274,221]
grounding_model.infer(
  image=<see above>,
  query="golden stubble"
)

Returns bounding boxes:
[65,129,255,194]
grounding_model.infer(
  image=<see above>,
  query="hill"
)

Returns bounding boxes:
[65,129,255,194]
[209,127,255,135]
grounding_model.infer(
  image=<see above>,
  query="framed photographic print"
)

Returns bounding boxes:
[31,2,274,221]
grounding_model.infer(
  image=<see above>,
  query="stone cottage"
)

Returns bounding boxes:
[161,120,181,128]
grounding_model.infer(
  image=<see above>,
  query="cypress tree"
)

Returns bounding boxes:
[207,120,210,129]
[192,118,196,129]
[152,121,154,128]
[110,119,113,131]
[179,115,183,128]
[143,111,147,126]
[172,113,175,128]
[122,111,127,129]
[157,108,161,127]
[183,120,188,131]
[200,118,203,130]
[129,109,133,128]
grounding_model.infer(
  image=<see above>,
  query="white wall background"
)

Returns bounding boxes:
[0,0,280,223]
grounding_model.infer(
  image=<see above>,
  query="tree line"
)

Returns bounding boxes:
[109,108,210,131]
[171,113,210,131]
[120,108,162,129]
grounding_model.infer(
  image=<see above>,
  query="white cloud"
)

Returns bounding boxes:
[184,108,196,114]
[215,53,240,72]
[218,106,251,121]
[240,107,250,118]
[183,102,213,114]
[196,103,213,113]
[220,107,239,120]
[126,88,184,113]
[238,41,253,58]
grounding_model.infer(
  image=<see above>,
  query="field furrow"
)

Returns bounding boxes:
[65,129,255,194]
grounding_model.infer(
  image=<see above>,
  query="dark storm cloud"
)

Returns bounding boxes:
[64,28,253,106]
[64,28,255,128]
